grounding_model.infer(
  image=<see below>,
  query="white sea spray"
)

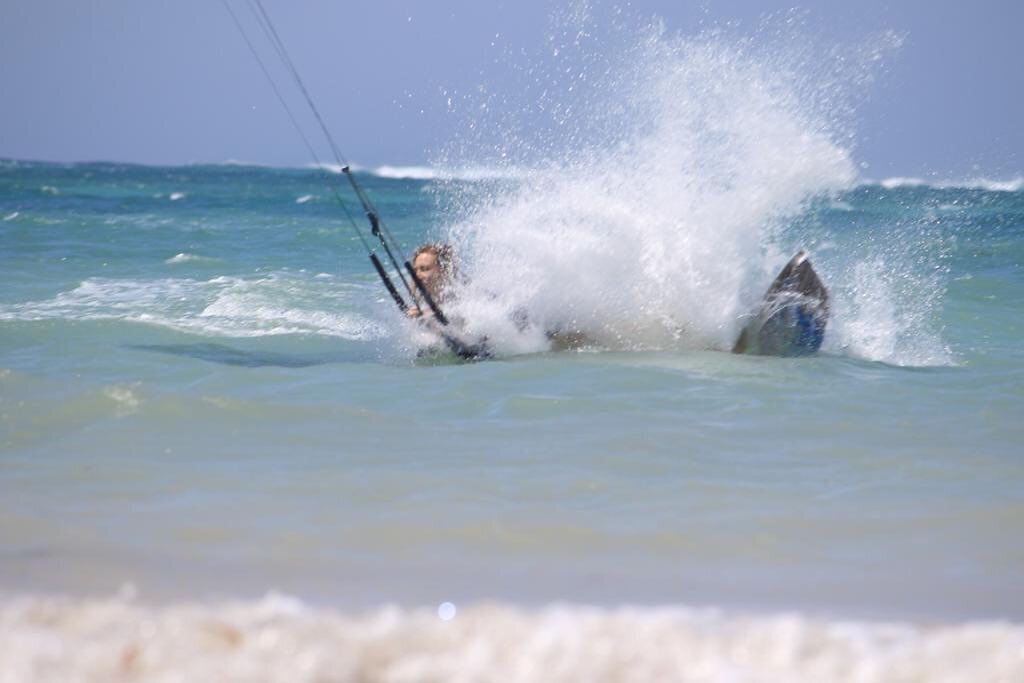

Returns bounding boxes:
[431,14,913,358]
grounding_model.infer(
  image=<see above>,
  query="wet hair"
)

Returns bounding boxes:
[413,243,454,278]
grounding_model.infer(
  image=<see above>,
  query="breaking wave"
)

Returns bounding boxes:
[0,274,384,340]
[872,177,1023,192]
[2,594,1021,683]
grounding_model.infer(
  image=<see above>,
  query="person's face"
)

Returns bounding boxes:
[413,251,442,294]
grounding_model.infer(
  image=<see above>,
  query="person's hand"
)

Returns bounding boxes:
[407,307,435,320]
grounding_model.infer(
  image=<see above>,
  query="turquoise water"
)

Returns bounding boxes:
[2,159,1022,628]
[5,9,1024,677]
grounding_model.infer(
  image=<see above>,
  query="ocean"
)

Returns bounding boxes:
[1,13,1023,680]
[1,157,1022,681]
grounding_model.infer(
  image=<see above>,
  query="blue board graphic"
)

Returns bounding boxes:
[732,251,829,356]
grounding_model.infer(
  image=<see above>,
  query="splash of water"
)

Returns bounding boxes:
[431,16,879,355]
[824,221,954,366]
[427,10,935,361]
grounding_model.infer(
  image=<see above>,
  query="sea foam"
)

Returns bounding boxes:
[874,177,1023,192]
[165,253,216,264]
[2,596,1021,683]
[0,274,385,340]
[373,165,516,181]
[879,177,927,189]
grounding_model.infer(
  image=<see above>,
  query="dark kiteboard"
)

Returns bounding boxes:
[732,251,829,356]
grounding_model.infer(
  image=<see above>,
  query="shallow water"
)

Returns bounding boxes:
[5,4,1024,675]
[2,161,1023,628]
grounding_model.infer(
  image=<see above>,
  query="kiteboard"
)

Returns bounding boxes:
[732,251,829,356]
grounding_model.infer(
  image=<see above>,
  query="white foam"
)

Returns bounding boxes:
[165,253,215,264]
[169,192,186,201]
[102,385,142,417]
[373,165,440,180]
[0,274,386,340]
[2,596,1021,682]
[879,177,927,189]
[295,194,315,204]
[302,163,516,181]
[177,159,516,182]
[871,177,1023,192]
[3,211,18,221]
[372,165,516,181]
[946,177,1024,192]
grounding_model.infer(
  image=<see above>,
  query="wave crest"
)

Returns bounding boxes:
[0,274,384,340]
[3,595,1021,682]
[872,177,1023,192]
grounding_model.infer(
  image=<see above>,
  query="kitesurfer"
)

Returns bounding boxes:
[406,243,455,318]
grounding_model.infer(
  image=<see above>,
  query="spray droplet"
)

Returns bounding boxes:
[438,602,457,620]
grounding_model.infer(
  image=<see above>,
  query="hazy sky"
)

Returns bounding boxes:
[1,0,1020,178]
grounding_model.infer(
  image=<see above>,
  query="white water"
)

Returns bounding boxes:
[3,594,1022,683]
[432,21,908,358]
[0,274,385,340]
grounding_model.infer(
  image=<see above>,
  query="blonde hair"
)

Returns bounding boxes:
[413,243,454,278]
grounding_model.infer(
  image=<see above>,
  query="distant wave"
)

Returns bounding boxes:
[953,177,1024,192]
[214,159,273,168]
[164,253,216,264]
[877,177,928,189]
[3,158,513,182]
[372,164,438,180]
[125,160,1024,191]
[306,162,346,175]
[307,162,517,181]
[0,274,385,340]
[866,176,1023,192]
[6,157,1019,191]
[372,165,517,181]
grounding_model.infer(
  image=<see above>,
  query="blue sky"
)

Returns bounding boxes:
[1,0,1020,178]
